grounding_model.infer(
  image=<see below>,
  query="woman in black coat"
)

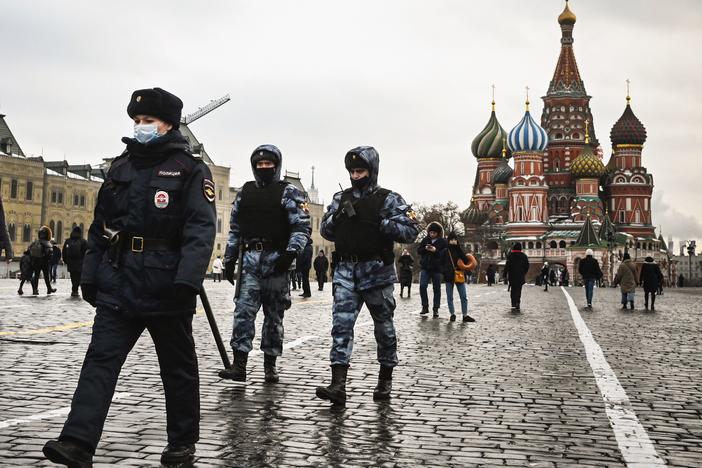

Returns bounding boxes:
[313,250,329,291]
[639,256,663,310]
[397,249,414,298]
[504,243,529,311]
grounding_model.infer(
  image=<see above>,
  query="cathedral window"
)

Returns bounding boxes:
[536,242,542,249]
[626,198,631,210]
[550,240,557,249]
[23,224,31,242]
[644,199,648,210]
[634,211,641,223]
[555,133,563,140]
[528,241,534,249]
[619,211,625,223]
[10,179,18,199]
[559,240,566,248]
[56,221,63,243]
[8,223,16,241]
[26,181,33,201]
[572,133,580,140]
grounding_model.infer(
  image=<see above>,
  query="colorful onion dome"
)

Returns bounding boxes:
[570,124,604,178]
[492,159,513,184]
[464,201,487,226]
[508,102,548,153]
[610,97,647,146]
[471,104,509,159]
[558,0,576,25]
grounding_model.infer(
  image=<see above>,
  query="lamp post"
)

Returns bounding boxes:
[607,230,615,287]
[687,240,696,286]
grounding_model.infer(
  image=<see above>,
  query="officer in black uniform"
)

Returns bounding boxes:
[43,87,216,467]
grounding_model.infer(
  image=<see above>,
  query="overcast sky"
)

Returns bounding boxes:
[2,0,700,250]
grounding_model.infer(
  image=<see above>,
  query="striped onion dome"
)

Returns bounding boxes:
[570,143,605,178]
[492,159,513,184]
[471,106,510,159]
[508,107,548,153]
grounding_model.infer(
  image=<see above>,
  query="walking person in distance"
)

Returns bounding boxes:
[504,242,529,312]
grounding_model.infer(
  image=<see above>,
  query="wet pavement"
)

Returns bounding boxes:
[0,278,700,467]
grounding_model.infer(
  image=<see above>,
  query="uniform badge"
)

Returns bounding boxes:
[154,190,169,209]
[299,202,310,214]
[407,209,418,221]
[203,179,216,203]
[136,95,142,102]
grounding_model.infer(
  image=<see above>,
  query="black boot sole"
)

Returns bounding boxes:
[315,387,346,405]
[43,443,92,468]
[218,369,246,381]
[373,392,391,401]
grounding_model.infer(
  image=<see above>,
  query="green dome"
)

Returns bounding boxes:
[471,109,510,159]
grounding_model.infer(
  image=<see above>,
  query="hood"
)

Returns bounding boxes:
[71,226,82,239]
[38,225,52,241]
[426,222,444,237]
[250,144,282,186]
[345,146,380,190]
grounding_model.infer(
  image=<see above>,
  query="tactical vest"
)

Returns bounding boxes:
[334,188,392,256]
[238,181,290,249]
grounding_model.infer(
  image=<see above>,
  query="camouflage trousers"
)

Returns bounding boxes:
[230,270,291,356]
[329,283,398,367]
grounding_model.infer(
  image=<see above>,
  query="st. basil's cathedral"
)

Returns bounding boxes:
[465,1,669,283]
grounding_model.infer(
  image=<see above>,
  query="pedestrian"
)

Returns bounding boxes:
[639,256,663,310]
[297,238,313,298]
[212,255,223,282]
[219,144,311,384]
[486,264,496,286]
[0,195,13,263]
[678,273,684,288]
[613,252,637,310]
[49,239,62,283]
[289,258,298,290]
[43,87,216,467]
[28,226,55,295]
[549,268,557,286]
[541,262,549,291]
[397,248,414,298]
[578,249,602,308]
[504,242,529,311]
[313,250,329,291]
[315,146,419,406]
[441,232,477,322]
[62,226,87,297]
[561,267,570,287]
[418,222,447,317]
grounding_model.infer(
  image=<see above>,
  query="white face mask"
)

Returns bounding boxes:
[134,123,161,144]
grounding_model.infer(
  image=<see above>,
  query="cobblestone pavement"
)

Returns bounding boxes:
[0,279,700,467]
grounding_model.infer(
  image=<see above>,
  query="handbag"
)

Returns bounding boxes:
[448,250,465,284]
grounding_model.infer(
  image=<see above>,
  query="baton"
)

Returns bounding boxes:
[199,288,231,369]
[234,245,244,299]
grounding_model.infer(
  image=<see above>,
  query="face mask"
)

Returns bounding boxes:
[255,167,276,185]
[350,176,369,190]
[134,123,161,144]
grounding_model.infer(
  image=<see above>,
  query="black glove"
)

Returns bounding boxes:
[273,251,297,274]
[81,284,97,307]
[224,259,237,285]
[175,284,200,302]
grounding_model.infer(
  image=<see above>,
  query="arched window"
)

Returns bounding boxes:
[554,159,560,171]
[559,240,566,248]
[536,242,542,249]
[550,240,557,249]
[558,197,569,212]
[23,224,31,242]
[572,133,580,140]
[49,220,55,236]
[56,221,63,243]
[550,198,558,214]
[8,223,16,242]
[555,133,563,140]
[527,241,534,249]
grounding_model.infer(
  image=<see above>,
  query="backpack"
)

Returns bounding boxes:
[29,240,44,258]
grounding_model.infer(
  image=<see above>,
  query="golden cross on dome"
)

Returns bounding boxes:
[502,136,507,157]
[584,119,590,144]
[491,84,496,111]
[525,85,530,110]
[626,78,631,103]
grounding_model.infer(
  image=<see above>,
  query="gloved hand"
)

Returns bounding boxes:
[224,259,237,285]
[81,284,97,307]
[273,251,297,274]
[175,284,200,302]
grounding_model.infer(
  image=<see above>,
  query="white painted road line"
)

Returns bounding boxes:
[250,335,318,356]
[0,392,132,429]
[561,287,666,467]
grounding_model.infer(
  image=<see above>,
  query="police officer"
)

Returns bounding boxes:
[315,146,419,405]
[219,145,311,383]
[43,87,216,467]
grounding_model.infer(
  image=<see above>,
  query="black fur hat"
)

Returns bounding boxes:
[127,87,183,128]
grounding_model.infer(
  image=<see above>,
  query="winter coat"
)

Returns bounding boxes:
[62,232,87,273]
[49,245,62,266]
[19,250,33,280]
[504,250,529,286]
[418,235,448,272]
[441,245,477,283]
[296,240,314,272]
[578,256,603,281]
[639,262,663,293]
[613,259,637,293]
[313,255,329,274]
[0,196,13,260]
[29,238,52,268]
[212,258,223,274]
[486,265,496,281]
[397,254,414,285]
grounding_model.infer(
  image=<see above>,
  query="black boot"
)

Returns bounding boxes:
[316,364,348,405]
[373,365,393,401]
[621,304,628,310]
[43,439,93,468]
[432,307,439,318]
[420,305,429,315]
[218,350,248,381]
[629,301,635,310]
[161,443,195,465]
[264,353,279,383]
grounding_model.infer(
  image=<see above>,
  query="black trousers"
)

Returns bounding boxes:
[316,272,326,291]
[31,263,51,293]
[644,291,656,307]
[70,271,82,294]
[510,282,523,307]
[60,306,199,453]
[301,270,311,296]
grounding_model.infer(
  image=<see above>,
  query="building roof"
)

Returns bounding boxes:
[547,2,586,97]
[508,107,548,153]
[598,212,615,240]
[610,97,647,146]
[179,124,214,164]
[0,115,26,157]
[575,216,601,247]
[471,105,510,159]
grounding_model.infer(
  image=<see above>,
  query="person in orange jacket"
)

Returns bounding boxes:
[441,232,477,322]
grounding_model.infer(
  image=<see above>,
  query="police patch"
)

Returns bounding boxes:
[299,202,310,214]
[406,209,418,221]
[203,179,215,203]
[158,170,181,177]
[154,190,169,209]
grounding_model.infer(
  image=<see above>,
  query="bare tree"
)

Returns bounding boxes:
[415,201,465,236]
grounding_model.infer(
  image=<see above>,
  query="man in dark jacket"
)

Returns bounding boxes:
[29,226,55,295]
[49,239,62,283]
[313,250,329,291]
[639,256,663,310]
[418,222,447,317]
[504,242,529,311]
[43,87,216,467]
[297,238,313,297]
[0,195,13,262]
[62,226,88,297]
[486,264,496,286]
[578,248,602,308]
[541,262,550,291]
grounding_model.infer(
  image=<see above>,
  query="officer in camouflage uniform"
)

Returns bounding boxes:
[43,87,216,467]
[219,145,311,383]
[315,146,419,405]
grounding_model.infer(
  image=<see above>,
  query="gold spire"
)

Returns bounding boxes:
[626,78,631,104]
[558,0,577,25]
[525,85,530,111]
[501,137,507,158]
[491,84,496,111]
[584,119,590,144]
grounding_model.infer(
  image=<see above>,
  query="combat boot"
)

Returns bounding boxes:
[264,353,279,383]
[420,306,429,315]
[629,301,635,310]
[373,365,393,401]
[218,350,248,381]
[161,443,195,465]
[316,364,348,405]
[43,439,93,468]
[432,307,439,318]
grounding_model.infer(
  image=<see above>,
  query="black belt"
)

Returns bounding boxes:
[242,240,283,252]
[123,234,178,252]
[336,252,382,263]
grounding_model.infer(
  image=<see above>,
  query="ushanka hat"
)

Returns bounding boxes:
[127,87,183,129]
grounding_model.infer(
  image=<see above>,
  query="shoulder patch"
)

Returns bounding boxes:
[299,202,310,214]
[203,179,216,203]
[406,209,418,221]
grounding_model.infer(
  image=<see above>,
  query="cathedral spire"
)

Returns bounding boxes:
[547,0,586,97]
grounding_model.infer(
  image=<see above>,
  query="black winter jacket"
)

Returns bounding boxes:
[578,256,603,280]
[63,233,88,273]
[504,250,529,285]
[418,236,448,272]
[313,255,329,274]
[639,262,663,292]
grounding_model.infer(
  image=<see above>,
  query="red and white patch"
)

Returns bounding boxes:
[154,190,169,209]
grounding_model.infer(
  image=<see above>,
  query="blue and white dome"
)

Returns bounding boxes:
[508,107,548,153]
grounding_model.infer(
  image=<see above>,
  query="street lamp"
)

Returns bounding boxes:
[607,230,614,286]
[686,240,696,286]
